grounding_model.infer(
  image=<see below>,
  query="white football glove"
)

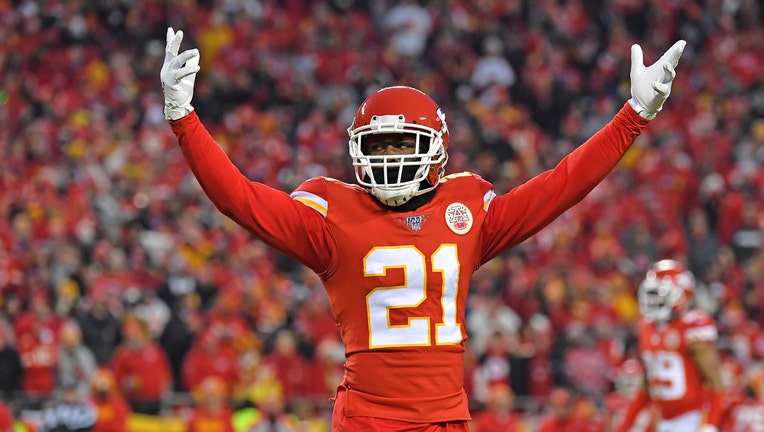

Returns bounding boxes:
[629,40,686,119]
[160,27,200,121]
[699,425,718,432]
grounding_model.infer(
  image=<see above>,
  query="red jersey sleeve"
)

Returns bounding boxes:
[170,113,333,273]
[680,310,718,345]
[480,102,648,262]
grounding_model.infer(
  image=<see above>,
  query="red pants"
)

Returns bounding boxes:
[331,386,470,432]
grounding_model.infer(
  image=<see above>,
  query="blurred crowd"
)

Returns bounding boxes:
[2,0,764,430]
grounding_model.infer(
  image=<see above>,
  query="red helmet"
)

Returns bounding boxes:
[348,86,449,206]
[614,358,644,397]
[638,259,695,322]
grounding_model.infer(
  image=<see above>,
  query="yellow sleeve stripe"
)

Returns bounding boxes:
[291,191,328,217]
[483,190,496,211]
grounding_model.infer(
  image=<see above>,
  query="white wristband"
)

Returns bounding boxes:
[164,105,194,121]
[628,98,657,120]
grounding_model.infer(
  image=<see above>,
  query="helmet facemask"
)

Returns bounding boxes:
[638,281,680,322]
[637,260,694,323]
[348,114,448,206]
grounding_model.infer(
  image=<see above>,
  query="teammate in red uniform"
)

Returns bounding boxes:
[160,27,686,431]
[604,358,655,432]
[720,362,764,432]
[617,260,724,432]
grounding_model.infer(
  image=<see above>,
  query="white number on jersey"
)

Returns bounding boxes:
[642,351,687,401]
[365,245,462,348]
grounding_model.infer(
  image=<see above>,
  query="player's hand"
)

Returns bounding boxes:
[160,27,200,121]
[629,40,686,119]
[699,425,719,432]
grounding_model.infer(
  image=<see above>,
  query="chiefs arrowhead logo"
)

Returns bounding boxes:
[445,202,472,234]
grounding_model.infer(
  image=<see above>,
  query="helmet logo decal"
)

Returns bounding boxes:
[395,214,430,232]
[445,202,472,234]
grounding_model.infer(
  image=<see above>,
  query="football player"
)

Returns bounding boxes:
[720,361,764,431]
[161,27,686,431]
[617,260,724,432]
[604,358,655,432]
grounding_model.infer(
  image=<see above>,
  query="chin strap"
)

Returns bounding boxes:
[382,190,436,212]
[372,187,416,207]
[371,179,429,207]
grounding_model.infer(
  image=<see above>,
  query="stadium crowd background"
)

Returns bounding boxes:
[1,0,764,430]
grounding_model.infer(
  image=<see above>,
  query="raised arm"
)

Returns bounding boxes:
[159,28,333,273]
[481,39,686,261]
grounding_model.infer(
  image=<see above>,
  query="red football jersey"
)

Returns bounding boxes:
[720,396,764,432]
[637,310,718,420]
[171,103,648,422]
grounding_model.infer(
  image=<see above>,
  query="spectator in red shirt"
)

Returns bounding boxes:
[13,289,61,404]
[110,314,172,415]
[181,327,240,393]
[263,329,312,405]
[186,376,235,432]
[570,396,607,432]
[89,368,131,432]
[202,289,251,351]
[536,388,575,432]
[471,383,525,432]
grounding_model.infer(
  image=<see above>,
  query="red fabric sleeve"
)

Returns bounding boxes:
[481,102,649,262]
[617,389,650,432]
[169,112,333,273]
[705,390,724,427]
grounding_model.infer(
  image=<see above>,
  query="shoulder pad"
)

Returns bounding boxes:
[291,177,332,217]
[440,171,478,182]
[680,309,715,327]
[681,309,718,344]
